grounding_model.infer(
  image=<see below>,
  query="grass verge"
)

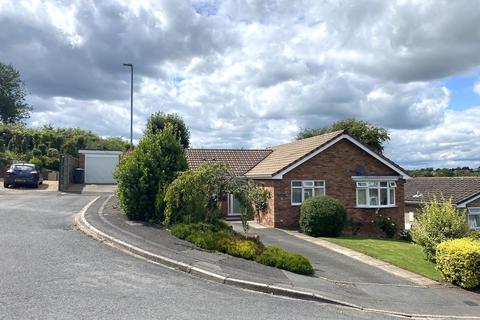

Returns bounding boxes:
[323,236,442,281]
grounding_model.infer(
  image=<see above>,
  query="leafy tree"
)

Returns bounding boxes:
[434,168,455,177]
[0,63,32,124]
[145,112,190,148]
[296,119,389,153]
[115,124,187,222]
[164,163,270,230]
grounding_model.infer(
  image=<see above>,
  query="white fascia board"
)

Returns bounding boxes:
[456,192,480,208]
[245,174,280,180]
[272,134,411,180]
[352,176,400,181]
[79,150,123,155]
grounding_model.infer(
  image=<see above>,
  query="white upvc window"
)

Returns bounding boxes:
[356,180,396,208]
[291,180,325,205]
[468,208,480,230]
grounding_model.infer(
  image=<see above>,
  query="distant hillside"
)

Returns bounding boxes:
[408,167,480,177]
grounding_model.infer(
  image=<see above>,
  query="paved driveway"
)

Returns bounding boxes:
[230,222,480,317]
[0,178,58,193]
[0,192,396,320]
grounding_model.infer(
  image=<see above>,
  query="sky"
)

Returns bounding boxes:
[1,0,480,169]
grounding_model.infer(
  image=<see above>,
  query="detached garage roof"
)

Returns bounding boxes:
[405,177,480,206]
[79,150,123,155]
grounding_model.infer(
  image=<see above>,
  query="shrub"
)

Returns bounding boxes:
[436,238,480,289]
[255,246,314,275]
[299,195,347,237]
[29,156,42,166]
[170,223,263,260]
[468,230,480,240]
[115,124,187,222]
[399,229,412,242]
[375,214,398,238]
[163,163,259,229]
[411,198,469,262]
[221,239,264,260]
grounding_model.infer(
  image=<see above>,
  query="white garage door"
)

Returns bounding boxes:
[85,154,119,184]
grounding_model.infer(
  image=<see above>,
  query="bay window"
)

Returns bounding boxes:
[291,180,325,205]
[468,208,480,230]
[356,180,396,208]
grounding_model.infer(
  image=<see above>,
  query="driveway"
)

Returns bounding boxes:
[0,192,395,320]
[0,178,58,193]
[230,222,480,317]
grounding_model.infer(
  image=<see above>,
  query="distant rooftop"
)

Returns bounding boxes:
[405,177,480,204]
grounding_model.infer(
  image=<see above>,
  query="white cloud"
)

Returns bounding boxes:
[1,0,480,167]
[474,81,480,96]
[387,106,480,168]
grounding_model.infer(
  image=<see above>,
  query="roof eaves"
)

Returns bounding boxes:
[456,191,480,207]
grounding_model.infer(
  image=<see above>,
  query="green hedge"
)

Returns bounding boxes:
[170,223,314,275]
[255,246,314,275]
[436,238,480,289]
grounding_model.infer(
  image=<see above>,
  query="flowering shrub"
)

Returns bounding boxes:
[375,214,397,238]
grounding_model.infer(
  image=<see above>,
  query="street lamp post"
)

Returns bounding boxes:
[123,63,133,147]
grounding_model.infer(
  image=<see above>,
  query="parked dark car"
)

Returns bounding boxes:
[3,163,43,188]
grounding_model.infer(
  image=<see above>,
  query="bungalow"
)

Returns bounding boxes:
[405,177,480,230]
[186,130,411,235]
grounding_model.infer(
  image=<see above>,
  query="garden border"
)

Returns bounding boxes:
[75,196,480,320]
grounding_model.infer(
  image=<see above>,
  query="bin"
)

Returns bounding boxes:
[73,168,84,184]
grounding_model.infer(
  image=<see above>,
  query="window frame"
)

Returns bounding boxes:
[355,180,396,208]
[468,207,480,230]
[291,180,326,206]
[228,193,241,216]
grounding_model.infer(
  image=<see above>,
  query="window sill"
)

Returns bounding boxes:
[355,205,397,209]
[291,203,302,207]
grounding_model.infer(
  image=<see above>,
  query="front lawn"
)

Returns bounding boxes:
[323,236,442,281]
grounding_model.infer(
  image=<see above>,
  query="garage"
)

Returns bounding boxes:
[79,150,122,184]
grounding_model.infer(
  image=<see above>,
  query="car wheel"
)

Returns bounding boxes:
[3,182,8,188]
[39,181,43,185]
[33,183,39,189]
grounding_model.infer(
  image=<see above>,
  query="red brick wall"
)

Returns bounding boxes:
[257,139,405,235]
[253,180,276,227]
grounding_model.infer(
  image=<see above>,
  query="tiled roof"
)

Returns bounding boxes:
[245,130,345,177]
[405,177,480,204]
[185,149,272,176]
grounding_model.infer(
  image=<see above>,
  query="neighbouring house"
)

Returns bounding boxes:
[186,130,411,236]
[405,177,480,230]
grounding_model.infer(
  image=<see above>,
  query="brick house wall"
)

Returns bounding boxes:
[257,139,405,235]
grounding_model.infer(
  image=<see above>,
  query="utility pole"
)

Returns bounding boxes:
[122,63,133,147]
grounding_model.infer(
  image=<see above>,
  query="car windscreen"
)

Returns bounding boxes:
[12,165,35,172]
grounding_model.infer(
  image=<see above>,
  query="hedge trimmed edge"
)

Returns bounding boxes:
[436,238,480,289]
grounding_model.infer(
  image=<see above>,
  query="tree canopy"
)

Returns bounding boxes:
[0,63,32,124]
[0,124,129,170]
[145,112,190,148]
[296,119,390,153]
